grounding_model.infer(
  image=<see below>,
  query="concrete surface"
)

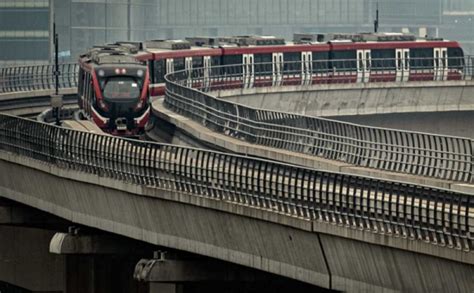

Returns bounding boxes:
[0,226,66,292]
[0,152,472,292]
[152,99,474,194]
[213,81,474,117]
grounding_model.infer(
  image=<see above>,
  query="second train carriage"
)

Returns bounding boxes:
[143,33,465,95]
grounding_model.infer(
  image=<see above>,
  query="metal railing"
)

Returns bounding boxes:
[0,114,472,251]
[165,61,474,184]
[0,63,78,93]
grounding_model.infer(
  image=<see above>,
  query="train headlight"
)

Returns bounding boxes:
[135,100,144,110]
[137,69,144,77]
[98,100,108,110]
[98,69,105,77]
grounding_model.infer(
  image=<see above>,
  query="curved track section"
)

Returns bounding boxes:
[0,62,472,262]
[164,65,474,184]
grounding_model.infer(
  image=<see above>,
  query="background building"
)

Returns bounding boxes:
[1,0,472,65]
[0,1,50,65]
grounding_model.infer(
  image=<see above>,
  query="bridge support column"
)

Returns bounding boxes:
[50,231,154,293]
[133,254,312,293]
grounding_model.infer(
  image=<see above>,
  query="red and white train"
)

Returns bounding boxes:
[143,33,465,95]
[78,44,150,136]
[78,32,465,135]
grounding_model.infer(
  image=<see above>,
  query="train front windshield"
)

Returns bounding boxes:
[103,77,141,100]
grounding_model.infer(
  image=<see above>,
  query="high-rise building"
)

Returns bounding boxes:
[0,0,51,65]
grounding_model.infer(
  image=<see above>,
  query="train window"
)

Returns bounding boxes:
[404,51,410,70]
[154,60,166,83]
[254,53,272,75]
[211,56,221,66]
[397,51,402,70]
[330,50,356,71]
[222,55,243,75]
[192,57,203,69]
[410,48,433,69]
[358,52,363,71]
[283,52,301,73]
[191,57,204,77]
[174,58,185,72]
[223,54,243,65]
[312,52,329,73]
[103,77,140,100]
[448,48,464,68]
[371,49,395,70]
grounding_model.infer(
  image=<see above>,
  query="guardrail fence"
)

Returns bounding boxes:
[0,63,78,93]
[165,62,474,184]
[0,114,472,251]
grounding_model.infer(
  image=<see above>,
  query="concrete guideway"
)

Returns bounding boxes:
[163,67,474,190]
[213,80,474,118]
[0,154,473,292]
[153,98,474,194]
[1,62,474,291]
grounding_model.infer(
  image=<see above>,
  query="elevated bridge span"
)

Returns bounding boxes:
[1,62,474,292]
[0,115,472,292]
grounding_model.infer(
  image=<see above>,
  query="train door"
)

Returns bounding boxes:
[203,56,211,90]
[272,53,283,86]
[395,49,410,82]
[185,57,193,87]
[243,54,254,88]
[84,73,91,116]
[402,49,410,82]
[301,52,313,85]
[434,48,448,81]
[356,50,371,83]
[166,59,174,76]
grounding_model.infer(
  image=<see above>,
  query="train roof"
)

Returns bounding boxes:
[79,43,147,68]
[79,32,462,64]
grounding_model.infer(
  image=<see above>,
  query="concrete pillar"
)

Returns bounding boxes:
[50,232,154,293]
[0,226,66,292]
[149,283,183,293]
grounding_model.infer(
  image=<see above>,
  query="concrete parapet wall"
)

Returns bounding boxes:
[0,153,472,292]
[213,81,474,117]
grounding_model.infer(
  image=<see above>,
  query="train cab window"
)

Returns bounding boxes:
[254,53,272,75]
[330,50,356,71]
[371,49,395,70]
[312,51,329,73]
[103,77,140,100]
[283,52,301,73]
[448,47,464,68]
[154,60,166,83]
[410,48,433,69]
